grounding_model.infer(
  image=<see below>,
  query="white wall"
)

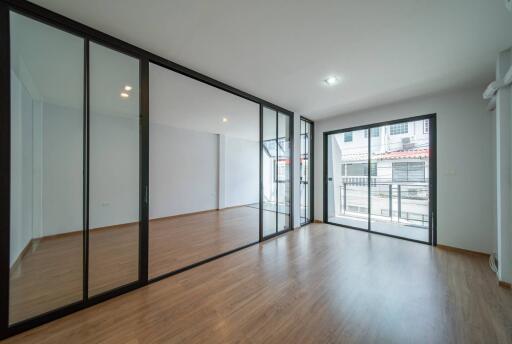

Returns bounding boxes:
[223,136,259,208]
[495,48,512,283]
[314,87,495,254]
[89,112,139,229]
[149,125,259,219]
[42,103,83,236]
[43,105,143,233]
[10,72,34,267]
[149,124,219,219]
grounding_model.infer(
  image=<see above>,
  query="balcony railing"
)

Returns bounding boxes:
[337,178,429,228]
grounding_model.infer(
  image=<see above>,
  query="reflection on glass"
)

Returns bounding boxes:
[9,12,84,324]
[370,120,430,242]
[262,107,277,237]
[88,42,140,296]
[326,129,369,229]
[148,63,259,279]
[277,113,291,231]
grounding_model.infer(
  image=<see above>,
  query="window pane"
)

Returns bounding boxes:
[262,107,277,237]
[9,12,84,324]
[407,162,425,182]
[277,113,291,232]
[392,162,408,182]
[326,129,369,230]
[88,42,140,296]
[371,119,430,242]
[389,123,408,135]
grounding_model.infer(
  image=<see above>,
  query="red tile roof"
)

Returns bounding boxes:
[373,148,430,160]
[340,148,430,162]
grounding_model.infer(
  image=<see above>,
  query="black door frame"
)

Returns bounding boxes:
[299,116,314,226]
[0,0,294,339]
[322,113,437,246]
[260,106,295,240]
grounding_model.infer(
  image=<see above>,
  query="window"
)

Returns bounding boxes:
[389,123,408,135]
[423,119,429,134]
[392,162,425,182]
[277,160,290,181]
[364,127,380,138]
[342,163,377,176]
[344,132,353,142]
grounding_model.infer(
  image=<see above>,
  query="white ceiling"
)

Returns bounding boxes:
[31,0,512,120]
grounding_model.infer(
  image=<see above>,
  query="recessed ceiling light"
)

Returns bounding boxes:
[222,117,228,123]
[124,85,133,91]
[120,92,129,98]
[324,76,339,86]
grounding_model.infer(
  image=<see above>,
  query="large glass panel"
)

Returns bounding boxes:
[148,63,259,279]
[300,119,312,225]
[88,42,140,296]
[277,113,291,231]
[262,107,277,237]
[9,12,84,324]
[326,129,369,230]
[370,120,430,242]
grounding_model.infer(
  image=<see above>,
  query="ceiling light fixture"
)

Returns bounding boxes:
[124,85,133,91]
[120,92,129,98]
[222,117,228,123]
[324,76,339,86]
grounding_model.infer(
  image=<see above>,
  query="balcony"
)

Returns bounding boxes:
[329,177,430,242]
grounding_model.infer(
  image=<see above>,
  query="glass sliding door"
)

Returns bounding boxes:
[88,42,140,296]
[324,116,435,244]
[369,119,431,242]
[148,63,259,279]
[300,118,313,225]
[262,107,292,238]
[326,129,369,230]
[9,12,85,324]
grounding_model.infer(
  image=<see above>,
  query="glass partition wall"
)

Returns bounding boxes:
[8,11,143,326]
[148,63,260,279]
[324,116,436,244]
[9,11,85,325]
[1,6,294,337]
[88,42,140,296]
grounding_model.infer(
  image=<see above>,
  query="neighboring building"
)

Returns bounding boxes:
[329,119,430,228]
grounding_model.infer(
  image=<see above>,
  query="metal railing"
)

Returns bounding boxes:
[337,178,429,227]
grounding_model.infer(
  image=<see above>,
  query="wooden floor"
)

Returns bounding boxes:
[5,223,512,343]
[149,206,258,278]
[9,206,259,324]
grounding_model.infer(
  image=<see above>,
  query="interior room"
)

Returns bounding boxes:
[0,0,511,343]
